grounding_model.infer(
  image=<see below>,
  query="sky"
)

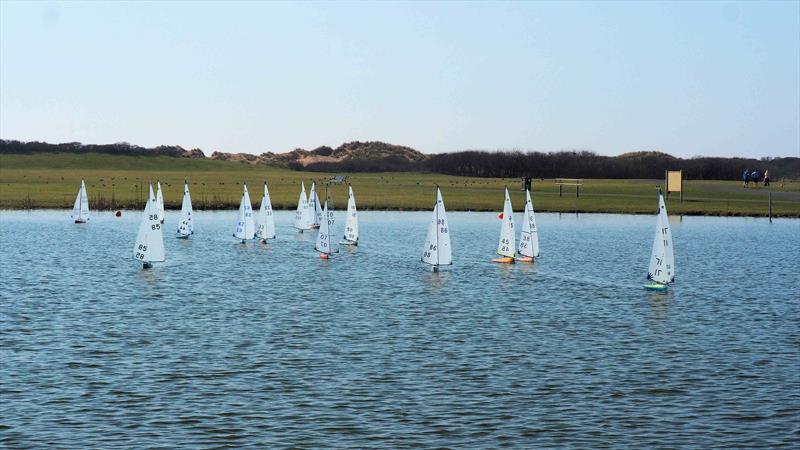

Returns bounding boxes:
[1,1,798,158]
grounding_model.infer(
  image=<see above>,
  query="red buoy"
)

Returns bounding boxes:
[498,212,503,219]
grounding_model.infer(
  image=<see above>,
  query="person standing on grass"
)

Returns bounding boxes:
[743,168,750,187]
[764,170,770,187]
[751,170,760,187]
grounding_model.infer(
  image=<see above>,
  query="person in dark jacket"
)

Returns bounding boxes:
[743,168,750,187]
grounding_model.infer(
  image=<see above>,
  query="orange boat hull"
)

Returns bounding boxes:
[492,257,515,264]
[517,256,534,263]
[319,253,329,259]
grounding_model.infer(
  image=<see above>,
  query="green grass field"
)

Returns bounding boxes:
[2,153,799,216]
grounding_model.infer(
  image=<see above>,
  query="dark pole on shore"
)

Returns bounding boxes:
[769,191,772,223]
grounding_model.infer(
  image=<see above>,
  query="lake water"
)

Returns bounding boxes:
[1,210,799,448]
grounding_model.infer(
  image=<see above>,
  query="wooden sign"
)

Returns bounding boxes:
[665,170,683,201]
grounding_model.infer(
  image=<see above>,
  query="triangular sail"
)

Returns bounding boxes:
[133,184,165,263]
[518,189,539,258]
[309,182,323,227]
[177,180,193,237]
[294,182,311,230]
[647,192,675,284]
[421,187,452,266]
[233,183,255,240]
[343,185,358,243]
[156,181,165,222]
[256,182,276,240]
[496,188,515,258]
[315,200,338,254]
[71,179,90,221]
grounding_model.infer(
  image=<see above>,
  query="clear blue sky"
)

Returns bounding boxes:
[1,1,798,158]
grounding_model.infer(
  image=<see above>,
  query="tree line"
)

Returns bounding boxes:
[419,150,800,180]
[3,139,797,180]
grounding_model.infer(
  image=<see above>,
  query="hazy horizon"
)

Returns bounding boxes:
[2,1,798,158]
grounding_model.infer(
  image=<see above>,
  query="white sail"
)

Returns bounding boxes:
[255,182,276,240]
[156,181,165,223]
[421,187,452,266]
[342,185,359,243]
[71,179,90,222]
[647,192,675,284]
[315,200,338,254]
[177,180,193,237]
[294,182,311,230]
[133,184,165,263]
[309,182,323,227]
[496,188,516,258]
[518,189,540,258]
[233,183,255,240]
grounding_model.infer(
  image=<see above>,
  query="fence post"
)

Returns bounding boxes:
[769,191,772,223]
[576,185,580,198]
[559,184,563,197]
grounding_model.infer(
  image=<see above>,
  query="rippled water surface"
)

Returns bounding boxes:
[1,210,799,448]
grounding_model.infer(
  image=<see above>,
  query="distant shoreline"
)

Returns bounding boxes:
[2,152,798,218]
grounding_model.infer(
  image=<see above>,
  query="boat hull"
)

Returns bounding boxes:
[176,235,189,239]
[492,257,515,264]
[517,256,534,263]
[74,219,87,224]
[644,282,668,291]
[339,240,358,246]
[319,253,330,259]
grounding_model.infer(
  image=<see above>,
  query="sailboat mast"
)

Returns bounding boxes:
[435,185,440,266]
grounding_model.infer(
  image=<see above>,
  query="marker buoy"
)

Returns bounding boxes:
[115,210,122,217]
[498,213,503,219]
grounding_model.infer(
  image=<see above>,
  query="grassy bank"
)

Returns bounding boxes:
[1,153,799,216]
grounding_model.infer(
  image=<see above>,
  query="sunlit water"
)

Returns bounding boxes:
[1,210,799,448]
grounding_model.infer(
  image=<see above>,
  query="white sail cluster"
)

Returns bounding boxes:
[233,183,256,242]
[421,187,452,268]
[315,200,338,256]
[255,182,276,240]
[294,182,313,231]
[71,178,90,223]
[133,183,165,265]
[309,182,323,228]
[647,192,675,285]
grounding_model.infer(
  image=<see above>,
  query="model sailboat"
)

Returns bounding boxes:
[309,182,323,229]
[176,179,194,239]
[421,186,452,271]
[493,187,516,263]
[294,182,313,232]
[71,178,90,223]
[315,188,338,259]
[255,182,276,243]
[233,183,255,243]
[156,180,165,224]
[517,189,539,263]
[645,190,675,291]
[340,184,359,245]
[133,183,165,269]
